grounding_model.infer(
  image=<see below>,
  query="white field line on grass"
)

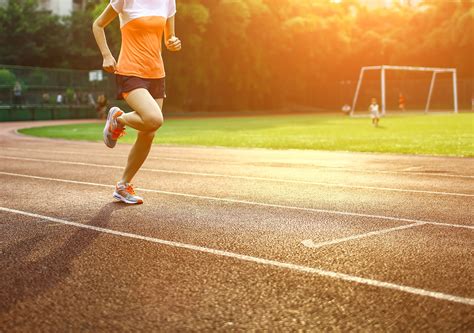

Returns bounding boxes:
[1,155,473,198]
[302,222,425,249]
[1,171,473,231]
[3,146,474,180]
[1,206,473,306]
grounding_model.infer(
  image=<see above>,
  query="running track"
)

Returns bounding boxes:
[1,120,473,331]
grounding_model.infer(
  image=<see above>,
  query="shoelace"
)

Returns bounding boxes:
[111,127,126,140]
[126,184,136,195]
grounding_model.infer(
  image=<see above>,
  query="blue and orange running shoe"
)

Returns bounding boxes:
[103,107,126,148]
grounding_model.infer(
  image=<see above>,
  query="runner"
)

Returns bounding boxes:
[92,0,181,204]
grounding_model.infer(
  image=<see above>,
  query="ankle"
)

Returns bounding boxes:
[116,116,126,127]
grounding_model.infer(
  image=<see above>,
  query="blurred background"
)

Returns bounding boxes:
[0,0,472,119]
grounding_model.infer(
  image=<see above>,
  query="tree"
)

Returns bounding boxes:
[0,0,66,67]
[0,0,471,110]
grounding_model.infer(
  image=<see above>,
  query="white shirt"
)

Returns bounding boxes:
[110,0,177,28]
[369,103,379,114]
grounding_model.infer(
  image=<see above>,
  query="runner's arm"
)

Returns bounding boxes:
[165,15,182,52]
[92,5,118,73]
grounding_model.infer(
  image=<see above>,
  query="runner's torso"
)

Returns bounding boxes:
[110,0,176,79]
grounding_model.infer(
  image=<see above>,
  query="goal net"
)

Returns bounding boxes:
[350,65,458,116]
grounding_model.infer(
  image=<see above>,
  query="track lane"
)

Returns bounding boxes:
[1,121,473,331]
[2,154,473,197]
[6,219,474,332]
[3,144,473,194]
[1,211,473,332]
[2,174,473,300]
[1,158,472,225]
[4,143,474,177]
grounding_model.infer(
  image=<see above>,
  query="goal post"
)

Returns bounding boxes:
[351,65,458,116]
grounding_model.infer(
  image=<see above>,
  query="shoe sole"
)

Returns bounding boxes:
[103,107,121,149]
[113,192,143,205]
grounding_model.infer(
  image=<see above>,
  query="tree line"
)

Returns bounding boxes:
[0,0,472,110]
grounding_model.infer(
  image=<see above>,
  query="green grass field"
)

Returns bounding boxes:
[18,113,474,157]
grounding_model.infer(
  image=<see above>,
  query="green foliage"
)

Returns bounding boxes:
[0,69,16,88]
[65,87,75,103]
[28,68,48,85]
[0,0,66,66]
[0,0,472,110]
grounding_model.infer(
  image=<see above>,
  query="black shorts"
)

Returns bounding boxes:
[116,74,166,100]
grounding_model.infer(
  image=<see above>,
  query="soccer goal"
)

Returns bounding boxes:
[351,65,458,116]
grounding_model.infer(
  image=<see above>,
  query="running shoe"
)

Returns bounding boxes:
[113,183,144,205]
[103,107,126,148]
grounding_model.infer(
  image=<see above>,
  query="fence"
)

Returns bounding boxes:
[0,64,116,121]
[227,75,473,113]
[0,64,472,121]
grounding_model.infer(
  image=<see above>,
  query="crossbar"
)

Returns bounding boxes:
[361,65,456,73]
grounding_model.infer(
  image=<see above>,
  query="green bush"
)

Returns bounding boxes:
[29,68,49,85]
[66,87,75,104]
[0,69,16,88]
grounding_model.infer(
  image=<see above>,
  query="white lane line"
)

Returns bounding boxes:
[1,147,238,164]
[403,166,424,171]
[2,155,473,198]
[3,146,474,179]
[1,207,472,306]
[302,222,425,249]
[1,171,473,231]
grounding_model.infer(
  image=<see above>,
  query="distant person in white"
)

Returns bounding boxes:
[369,98,380,127]
[56,93,63,105]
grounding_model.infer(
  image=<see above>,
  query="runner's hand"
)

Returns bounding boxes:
[103,55,117,73]
[166,36,182,52]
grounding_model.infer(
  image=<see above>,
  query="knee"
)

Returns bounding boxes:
[138,130,156,141]
[145,114,163,132]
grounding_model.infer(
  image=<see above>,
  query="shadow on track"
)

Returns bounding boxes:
[0,202,129,314]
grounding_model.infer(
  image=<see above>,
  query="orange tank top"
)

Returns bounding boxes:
[116,16,167,79]
[110,0,177,79]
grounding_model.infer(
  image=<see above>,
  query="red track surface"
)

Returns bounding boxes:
[1,120,473,331]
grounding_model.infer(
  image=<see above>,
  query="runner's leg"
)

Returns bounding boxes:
[119,89,164,183]
[117,88,163,133]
